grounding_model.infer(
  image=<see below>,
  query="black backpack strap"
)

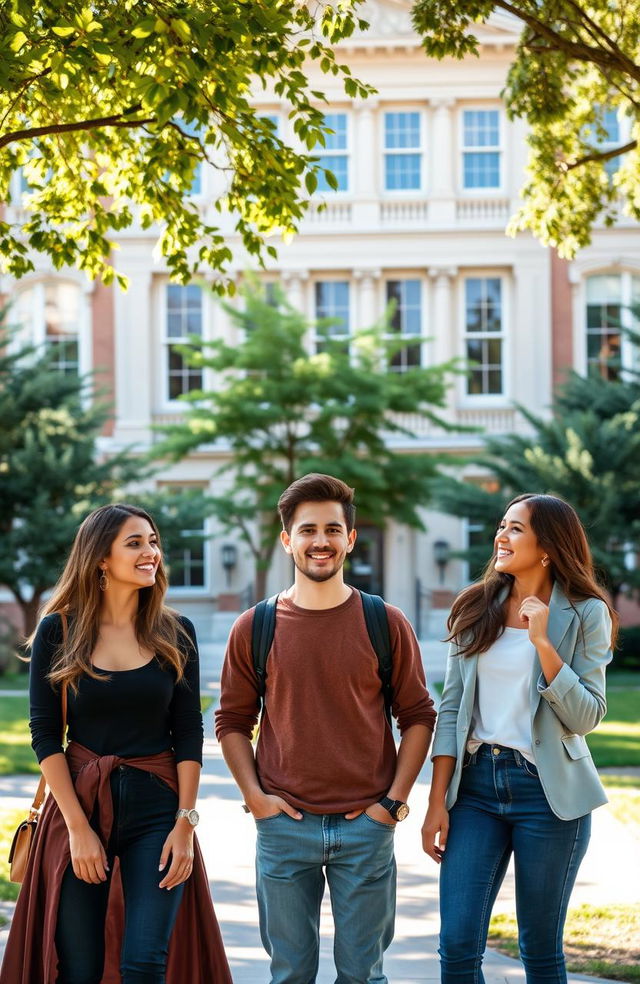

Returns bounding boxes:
[360,591,393,727]
[251,594,279,709]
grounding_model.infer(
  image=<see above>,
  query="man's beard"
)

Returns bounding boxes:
[292,553,344,583]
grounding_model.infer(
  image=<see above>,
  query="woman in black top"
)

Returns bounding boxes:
[7,503,231,984]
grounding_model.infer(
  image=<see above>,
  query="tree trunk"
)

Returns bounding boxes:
[254,567,268,603]
[20,593,42,639]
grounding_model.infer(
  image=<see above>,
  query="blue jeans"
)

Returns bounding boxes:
[55,765,184,984]
[439,744,591,984]
[255,810,397,983]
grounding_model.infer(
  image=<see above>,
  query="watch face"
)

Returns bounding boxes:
[395,803,410,821]
[188,809,200,826]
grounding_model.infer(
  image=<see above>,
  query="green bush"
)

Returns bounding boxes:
[613,625,640,670]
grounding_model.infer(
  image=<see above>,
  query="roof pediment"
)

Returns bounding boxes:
[352,0,521,45]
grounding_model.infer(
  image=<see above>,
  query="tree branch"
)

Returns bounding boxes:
[494,0,640,82]
[0,107,155,149]
[562,0,639,75]
[563,138,637,171]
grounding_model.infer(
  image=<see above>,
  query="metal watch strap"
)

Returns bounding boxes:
[175,808,199,826]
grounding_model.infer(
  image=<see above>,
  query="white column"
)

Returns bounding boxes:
[281,269,308,313]
[354,268,380,329]
[429,266,457,412]
[353,99,379,227]
[113,265,153,446]
[429,99,456,224]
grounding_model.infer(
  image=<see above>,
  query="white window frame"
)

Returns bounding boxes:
[313,279,351,351]
[459,273,509,406]
[10,276,92,378]
[459,107,503,194]
[161,283,206,408]
[315,112,351,195]
[161,483,210,596]
[382,108,425,195]
[384,277,424,371]
[582,271,640,378]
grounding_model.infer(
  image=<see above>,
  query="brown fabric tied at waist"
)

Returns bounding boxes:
[0,743,232,984]
[66,742,178,850]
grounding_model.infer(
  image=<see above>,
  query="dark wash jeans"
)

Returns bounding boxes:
[55,765,184,984]
[439,744,591,984]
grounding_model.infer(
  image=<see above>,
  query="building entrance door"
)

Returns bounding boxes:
[346,525,384,596]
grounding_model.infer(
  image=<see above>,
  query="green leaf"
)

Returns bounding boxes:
[10,31,28,51]
[51,25,75,37]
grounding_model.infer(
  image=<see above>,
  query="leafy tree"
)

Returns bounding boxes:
[430,344,640,604]
[155,283,459,599]
[412,0,640,258]
[0,0,372,287]
[0,320,209,637]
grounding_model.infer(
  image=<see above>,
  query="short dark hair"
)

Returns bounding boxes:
[278,473,356,533]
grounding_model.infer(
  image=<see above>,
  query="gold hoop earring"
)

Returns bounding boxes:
[99,571,109,591]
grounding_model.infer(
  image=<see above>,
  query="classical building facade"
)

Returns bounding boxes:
[3,0,639,636]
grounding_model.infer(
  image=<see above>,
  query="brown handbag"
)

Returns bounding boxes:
[8,616,69,884]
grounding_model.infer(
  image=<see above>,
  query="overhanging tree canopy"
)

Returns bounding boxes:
[0,0,372,287]
[412,0,640,257]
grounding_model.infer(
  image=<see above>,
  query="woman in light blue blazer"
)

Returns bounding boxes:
[422,493,617,984]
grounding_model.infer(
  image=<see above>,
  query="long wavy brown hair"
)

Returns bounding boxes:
[447,493,618,657]
[29,504,189,693]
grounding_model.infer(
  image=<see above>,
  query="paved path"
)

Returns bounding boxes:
[1,640,637,982]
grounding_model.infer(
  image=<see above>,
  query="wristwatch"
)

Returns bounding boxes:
[175,808,200,827]
[378,796,410,821]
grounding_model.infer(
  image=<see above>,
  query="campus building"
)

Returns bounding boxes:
[2,1,639,638]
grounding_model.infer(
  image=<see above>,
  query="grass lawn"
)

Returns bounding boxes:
[587,689,640,768]
[0,694,216,775]
[0,672,29,691]
[600,774,640,828]
[0,697,38,776]
[489,904,640,982]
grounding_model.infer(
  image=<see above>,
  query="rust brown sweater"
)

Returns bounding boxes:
[215,589,436,814]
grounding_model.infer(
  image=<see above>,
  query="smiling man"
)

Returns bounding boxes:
[215,473,436,984]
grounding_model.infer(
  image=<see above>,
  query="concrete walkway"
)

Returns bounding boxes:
[1,640,638,982]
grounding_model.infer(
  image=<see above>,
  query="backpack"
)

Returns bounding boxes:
[251,591,394,726]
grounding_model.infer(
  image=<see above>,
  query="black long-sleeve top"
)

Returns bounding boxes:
[29,613,204,765]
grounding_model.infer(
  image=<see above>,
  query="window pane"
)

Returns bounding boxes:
[586,275,621,304]
[467,339,483,363]
[463,110,499,148]
[323,114,347,151]
[487,368,502,393]
[463,152,500,189]
[166,285,202,338]
[316,155,348,192]
[384,112,420,149]
[385,154,421,191]
[315,281,350,336]
[468,369,484,394]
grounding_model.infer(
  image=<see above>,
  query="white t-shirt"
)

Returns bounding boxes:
[467,626,536,763]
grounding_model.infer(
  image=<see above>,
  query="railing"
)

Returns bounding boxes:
[303,201,353,223]
[380,200,429,223]
[455,198,510,221]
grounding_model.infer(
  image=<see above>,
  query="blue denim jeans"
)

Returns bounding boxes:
[55,765,184,984]
[255,810,397,983]
[439,744,591,984]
